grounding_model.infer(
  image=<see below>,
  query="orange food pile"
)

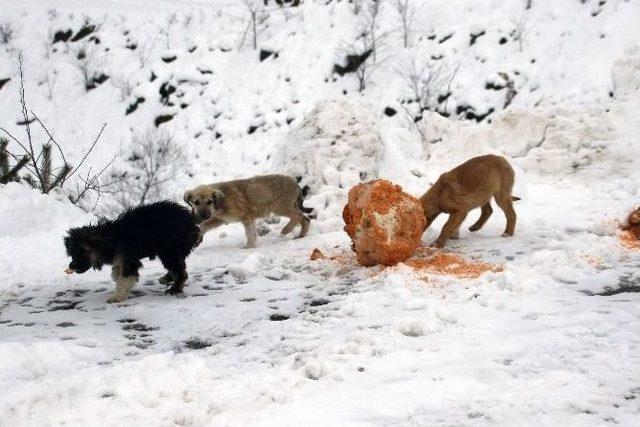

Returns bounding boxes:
[343,179,426,267]
[618,207,640,250]
[619,226,640,250]
[320,247,501,279]
[405,248,502,278]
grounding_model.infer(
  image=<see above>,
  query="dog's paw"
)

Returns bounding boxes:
[242,243,257,249]
[158,274,174,285]
[430,241,445,249]
[107,294,127,303]
[165,287,183,295]
[501,232,513,238]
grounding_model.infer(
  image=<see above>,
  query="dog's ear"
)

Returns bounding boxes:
[212,189,225,210]
[183,191,193,205]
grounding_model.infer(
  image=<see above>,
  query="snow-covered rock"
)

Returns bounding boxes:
[274,99,383,194]
[612,47,640,98]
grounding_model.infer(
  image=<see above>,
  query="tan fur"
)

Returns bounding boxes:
[184,174,310,248]
[107,257,137,303]
[419,154,518,248]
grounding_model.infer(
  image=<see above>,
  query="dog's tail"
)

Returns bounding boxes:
[297,184,316,218]
[512,196,521,201]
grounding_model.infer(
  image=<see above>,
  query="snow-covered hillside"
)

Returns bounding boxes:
[1,0,640,426]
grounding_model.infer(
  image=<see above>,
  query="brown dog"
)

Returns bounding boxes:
[419,154,519,248]
[184,174,313,248]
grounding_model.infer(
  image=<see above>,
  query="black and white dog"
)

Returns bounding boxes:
[64,201,200,302]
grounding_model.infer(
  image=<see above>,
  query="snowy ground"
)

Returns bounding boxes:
[2,0,640,426]
[1,172,640,426]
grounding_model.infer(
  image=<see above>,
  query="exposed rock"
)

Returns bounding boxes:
[342,180,425,267]
[154,114,175,127]
[259,49,278,61]
[0,77,10,91]
[333,49,373,76]
[383,106,397,117]
[71,22,97,42]
[53,29,73,44]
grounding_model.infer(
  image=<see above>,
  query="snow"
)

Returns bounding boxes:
[1,0,640,425]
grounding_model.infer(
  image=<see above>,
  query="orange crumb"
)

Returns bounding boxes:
[310,248,325,261]
[580,254,605,268]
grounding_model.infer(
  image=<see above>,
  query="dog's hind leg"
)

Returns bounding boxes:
[280,217,298,235]
[297,214,310,238]
[469,202,493,232]
[496,195,516,237]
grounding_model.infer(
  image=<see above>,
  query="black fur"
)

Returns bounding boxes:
[64,201,200,297]
[297,184,315,218]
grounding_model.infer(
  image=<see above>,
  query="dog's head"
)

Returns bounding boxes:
[63,226,110,273]
[183,185,224,223]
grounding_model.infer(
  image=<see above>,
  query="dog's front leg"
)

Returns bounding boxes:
[108,276,138,303]
[108,258,140,303]
[198,217,225,235]
[242,219,257,248]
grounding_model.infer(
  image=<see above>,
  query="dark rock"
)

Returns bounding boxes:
[71,22,97,42]
[0,78,10,91]
[154,114,175,127]
[259,49,278,61]
[53,29,73,44]
[439,33,453,43]
[456,105,495,122]
[383,107,397,117]
[86,73,109,91]
[333,48,373,76]
[159,82,176,105]
[470,30,486,46]
[125,97,145,115]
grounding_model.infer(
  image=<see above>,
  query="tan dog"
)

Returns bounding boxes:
[184,174,313,248]
[419,154,519,248]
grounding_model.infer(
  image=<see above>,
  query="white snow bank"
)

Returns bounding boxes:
[272,99,384,226]
[274,98,383,192]
[0,183,92,291]
[612,46,640,98]
[419,91,639,176]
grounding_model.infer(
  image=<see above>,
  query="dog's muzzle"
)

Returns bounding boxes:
[197,210,211,221]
